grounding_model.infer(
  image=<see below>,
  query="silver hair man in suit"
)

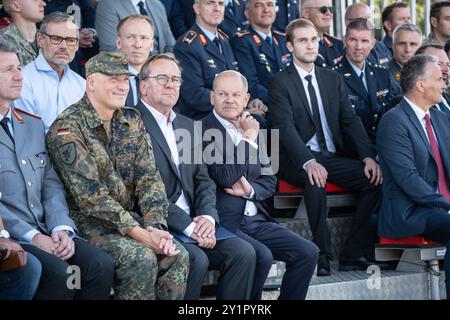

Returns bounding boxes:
[95,0,175,55]
[0,36,114,300]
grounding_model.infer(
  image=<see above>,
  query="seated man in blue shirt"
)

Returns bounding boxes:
[13,12,85,132]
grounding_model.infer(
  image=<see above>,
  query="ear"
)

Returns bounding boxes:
[37,32,44,49]
[210,90,215,106]
[115,36,122,50]
[193,2,200,15]
[9,0,21,13]
[86,74,96,91]
[301,7,309,20]
[286,41,294,53]
[415,79,425,94]
[384,20,392,34]
[243,93,250,106]
[430,17,438,30]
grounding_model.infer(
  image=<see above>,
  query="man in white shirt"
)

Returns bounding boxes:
[203,70,319,300]
[134,53,256,300]
[13,12,85,132]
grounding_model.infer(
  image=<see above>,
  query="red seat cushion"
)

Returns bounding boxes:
[379,236,435,245]
[278,179,348,193]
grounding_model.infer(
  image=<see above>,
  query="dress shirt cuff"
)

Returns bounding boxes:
[201,215,216,226]
[302,159,316,171]
[242,186,255,200]
[183,222,196,237]
[22,229,41,243]
[242,138,258,150]
[52,226,76,238]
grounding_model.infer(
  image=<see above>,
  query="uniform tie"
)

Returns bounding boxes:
[0,117,14,144]
[213,36,222,54]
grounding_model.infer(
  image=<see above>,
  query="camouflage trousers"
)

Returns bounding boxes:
[80,225,189,300]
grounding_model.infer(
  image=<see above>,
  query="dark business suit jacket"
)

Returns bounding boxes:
[377,98,450,237]
[268,63,373,173]
[202,113,277,232]
[134,101,219,234]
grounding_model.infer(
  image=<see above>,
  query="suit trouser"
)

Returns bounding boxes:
[236,213,319,300]
[421,208,450,299]
[280,152,381,259]
[22,237,114,300]
[182,236,255,300]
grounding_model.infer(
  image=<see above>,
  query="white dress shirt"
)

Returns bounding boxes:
[213,110,258,217]
[293,63,336,156]
[404,97,433,143]
[142,101,215,236]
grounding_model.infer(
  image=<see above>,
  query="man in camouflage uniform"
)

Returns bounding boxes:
[0,0,45,65]
[46,51,189,300]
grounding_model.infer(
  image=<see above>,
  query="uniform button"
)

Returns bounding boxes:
[0,191,2,200]
[374,114,378,119]
[40,159,44,164]
[30,203,34,209]
[27,181,32,187]
[21,159,27,165]
[322,64,326,67]
[372,126,376,130]
[237,27,241,31]
[352,105,355,108]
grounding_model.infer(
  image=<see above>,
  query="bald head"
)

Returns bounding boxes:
[345,3,373,26]
[213,70,248,92]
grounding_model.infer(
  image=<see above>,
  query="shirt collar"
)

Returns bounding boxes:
[131,0,143,7]
[348,59,366,77]
[142,99,176,126]
[294,63,316,81]
[197,24,219,42]
[35,51,70,76]
[0,107,12,123]
[128,65,139,77]
[213,109,236,131]
[405,96,430,122]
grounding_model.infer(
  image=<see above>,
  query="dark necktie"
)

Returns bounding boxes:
[265,36,272,46]
[213,36,222,54]
[305,75,330,156]
[0,117,14,144]
[424,114,450,202]
[137,1,148,15]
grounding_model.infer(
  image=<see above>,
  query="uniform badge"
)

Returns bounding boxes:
[344,73,351,77]
[259,53,268,62]
[369,71,374,76]
[198,34,207,45]
[252,34,262,45]
[379,58,389,64]
[57,128,70,136]
[183,31,197,45]
[333,56,343,65]
[208,59,217,68]
[281,54,291,64]
[376,89,389,99]
[394,71,401,81]
[57,142,76,165]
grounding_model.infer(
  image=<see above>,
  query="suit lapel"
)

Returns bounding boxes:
[287,64,313,122]
[0,125,14,151]
[136,103,181,180]
[315,67,333,128]
[12,111,26,155]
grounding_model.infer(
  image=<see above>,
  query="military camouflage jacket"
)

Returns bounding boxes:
[0,23,38,66]
[46,95,169,236]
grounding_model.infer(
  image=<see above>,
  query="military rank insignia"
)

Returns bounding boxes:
[207,59,217,68]
[376,89,389,99]
[183,31,197,45]
[252,34,261,45]
[394,71,401,81]
[198,34,207,45]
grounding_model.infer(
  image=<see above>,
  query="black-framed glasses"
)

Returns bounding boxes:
[144,75,183,87]
[311,6,335,14]
[42,32,79,46]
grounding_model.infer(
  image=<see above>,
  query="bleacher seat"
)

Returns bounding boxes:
[379,236,436,246]
[278,180,348,193]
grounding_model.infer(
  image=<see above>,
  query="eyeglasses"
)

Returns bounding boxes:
[144,75,183,87]
[42,32,79,46]
[310,6,335,14]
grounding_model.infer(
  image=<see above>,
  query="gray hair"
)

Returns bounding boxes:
[39,11,80,34]
[392,23,422,43]
[139,53,182,81]
[0,36,18,55]
[245,0,276,9]
[213,70,248,92]
[401,54,438,94]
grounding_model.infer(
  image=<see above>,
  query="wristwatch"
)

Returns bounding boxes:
[0,229,10,239]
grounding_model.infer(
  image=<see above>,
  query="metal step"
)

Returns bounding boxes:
[262,268,447,300]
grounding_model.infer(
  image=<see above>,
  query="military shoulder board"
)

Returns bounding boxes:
[183,31,197,45]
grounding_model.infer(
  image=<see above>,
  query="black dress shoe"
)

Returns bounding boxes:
[317,255,331,276]
[339,256,395,271]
